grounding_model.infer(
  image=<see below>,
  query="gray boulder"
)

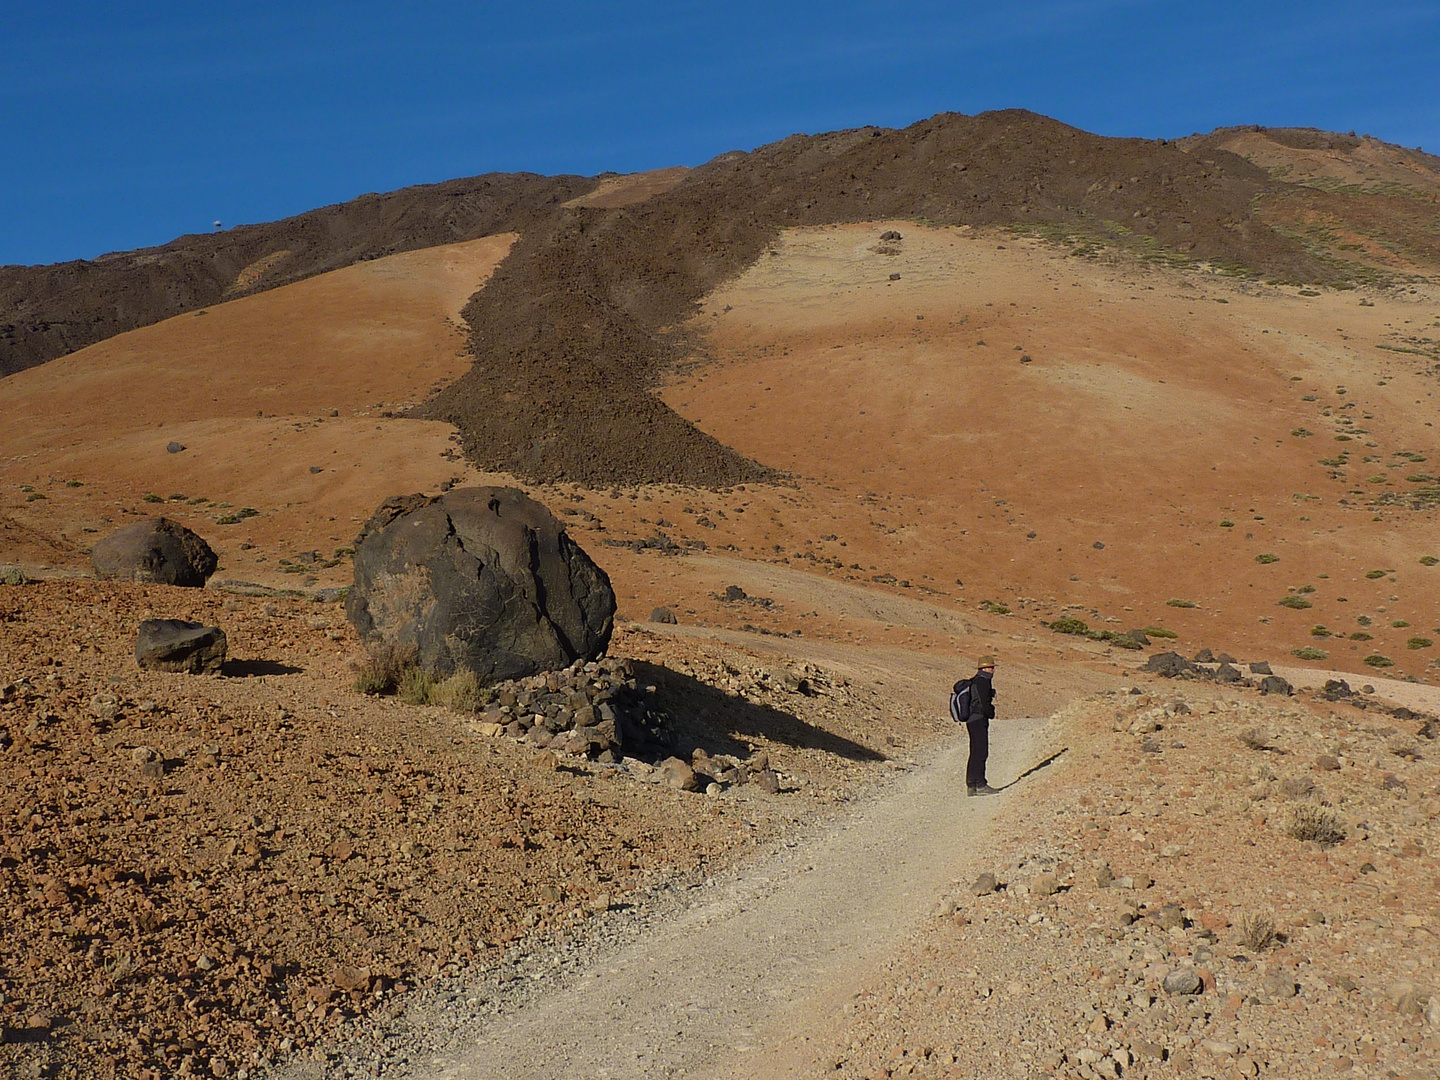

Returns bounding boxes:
[650,606,678,624]
[1259,675,1293,696]
[1250,661,1273,675]
[345,487,615,684]
[1215,662,1243,684]
[136,619,227,674]
[92,518,217,587]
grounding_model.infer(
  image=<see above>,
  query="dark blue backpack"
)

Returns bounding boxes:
[948,678,974,724]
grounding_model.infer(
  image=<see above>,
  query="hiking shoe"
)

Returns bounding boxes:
[967,784,1000,797]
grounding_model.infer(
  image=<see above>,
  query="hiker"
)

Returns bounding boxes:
[957,655,998,796]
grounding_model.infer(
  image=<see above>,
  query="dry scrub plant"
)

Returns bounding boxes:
[1239,727,1270,751]
[1286,803,1346,846]
[1238,911,1277,952]
[353,642,418,696]
[431,668,481,713]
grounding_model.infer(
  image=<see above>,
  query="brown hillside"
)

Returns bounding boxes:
[0,173,594,378]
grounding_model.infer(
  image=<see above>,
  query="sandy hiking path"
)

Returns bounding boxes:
[389,714,1059,1080]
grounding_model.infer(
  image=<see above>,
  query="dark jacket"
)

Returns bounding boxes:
[968,672,996,722]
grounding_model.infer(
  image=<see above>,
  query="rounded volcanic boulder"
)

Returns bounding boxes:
[91,517,218,587]
[346,487,615,684]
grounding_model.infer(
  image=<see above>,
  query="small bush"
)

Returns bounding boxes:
[1219,519,1235,527]
[1357,615,1372,626]
[1364,569,1389,579]
[1391,619,1410,628]
[65,479,83,488]
[397,666,436,706]
[1167,598,1197,609]
[1142,627,1178,638]
[1278,596,1313,609]
[1310,625,1331,637]
[1349,631,1373,641]
[353,642,417,695]
[1407,637,1433,650]
[1255,553,1279,564]
[1238,912,1277,952]
[1285,804,1346,846]
[25,492,45,501]
[1291,428,1312,437]
[980,600,1010,615]
[1420,555,1439,566]
[1239,727,1270,751]
[1362,653,1394,668]
[1297,584,1316,593]
[432,668,481,712]
[142,492,164,503]
[1049,617,1089,635]
[1292,646,1328,660]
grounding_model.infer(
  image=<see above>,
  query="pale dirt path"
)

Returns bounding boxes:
[418,715,1061,1080]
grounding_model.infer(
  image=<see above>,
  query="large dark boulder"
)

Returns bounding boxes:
[346,487,615,684]
[91,518,218,587]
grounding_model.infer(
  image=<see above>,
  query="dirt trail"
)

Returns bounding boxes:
[396,713,1060,1080]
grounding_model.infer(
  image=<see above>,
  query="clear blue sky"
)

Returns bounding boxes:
[3,0,1436,267]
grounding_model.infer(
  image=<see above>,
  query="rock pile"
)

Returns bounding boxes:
[1143,651,1292,695]
[91,517,218,587]
[471,656,667,760]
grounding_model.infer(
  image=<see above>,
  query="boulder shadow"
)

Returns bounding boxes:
[221,659,303,678]
[633,660,886,764]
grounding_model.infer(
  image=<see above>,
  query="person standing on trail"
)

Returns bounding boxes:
[963,656,998,796]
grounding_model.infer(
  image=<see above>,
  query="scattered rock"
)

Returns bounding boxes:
[134,619,227,674]
[166,441,186,454]
[1163,968,1203,995]
[1258,675,1293,695]
[657,756,700,792]
[1214,662,1242,684]
[1249,661,1273,675]
[723,585,748,602]
[1144,652,1196,677]
[1032,872,1058,897]
[649,606,677,624]
[1262,970,1299,999]
[346,488,615,684]
[1193,648,1216,663]
[754,767,781,794]
[972,872,999,896]
[91,518,218,587]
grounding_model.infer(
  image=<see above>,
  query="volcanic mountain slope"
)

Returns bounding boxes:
[0,172,594,378]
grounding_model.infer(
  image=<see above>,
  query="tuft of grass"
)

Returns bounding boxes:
[1219,519,1235,528]
[1278,595,1313,609]
[1364,569,1389,579]
[1238,912,1278,952]
[980,600,1010,615]
[397,666,437,706]
[1292,646,1329,660]
[353,641,418,695]
[1239,727,1270,751]
[1142,627,1178,639]
[1391,619,1410,628]
[432,668,481,712]
[1048,617,1089,635]
[1166,598,1197,609]
[1285,804,1346,846]
[142,492,164,503]
[1255,553,1280,564]
[1362,653,1394,668]
[1407,637,1433,650]
[1420,556,1439,567]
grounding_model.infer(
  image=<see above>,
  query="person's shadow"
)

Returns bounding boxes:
[632,659,886,764]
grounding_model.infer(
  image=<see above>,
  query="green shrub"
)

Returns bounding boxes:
[1167,598,1197,609]
[1362,653,1394,668]
[1310,625,1331,637]
[1349,632,1373,641]
[980,600,1010,615]
[1292,647,1328,660]
[65,480,83,488]
[1407,637,1433,650]
[1255,553,1279,564]
[214,514,241,525]
[25,492,45,501]
[1297,584,1316,593]
[1291,428,1312,437]
[142,492,164,503]
[1048,617,1089,635]
[1219,520,1235,528]
[1142,627,1178,639]
[1420,556,1439,567]
[1365,569,1389,579]
[1278,596,1313,609]
[1392,619,1410,628]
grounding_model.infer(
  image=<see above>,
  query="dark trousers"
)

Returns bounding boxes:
[966,718,990,787]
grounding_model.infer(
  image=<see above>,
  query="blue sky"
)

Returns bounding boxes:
[3,0,1437,266]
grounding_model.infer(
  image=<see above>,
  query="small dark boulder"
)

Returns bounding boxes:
[166,441,186,454]
[346,487,615,684]
[136,620,227,674]
[92,518,217,587]
[1193,648,1216,663]
[650,606,678,624]
[1144,651,1196,677]
[1259,675,1293,696]
[1215,662,1243,684]
[1218,652,1237,664]
[1125,629,1152,647]
[1250,661,1273,675]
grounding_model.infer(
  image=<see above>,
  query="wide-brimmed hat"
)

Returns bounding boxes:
[977,655,997,667]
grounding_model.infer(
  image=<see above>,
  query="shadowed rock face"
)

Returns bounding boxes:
[346,487,615,684]
[91,518,218,587]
